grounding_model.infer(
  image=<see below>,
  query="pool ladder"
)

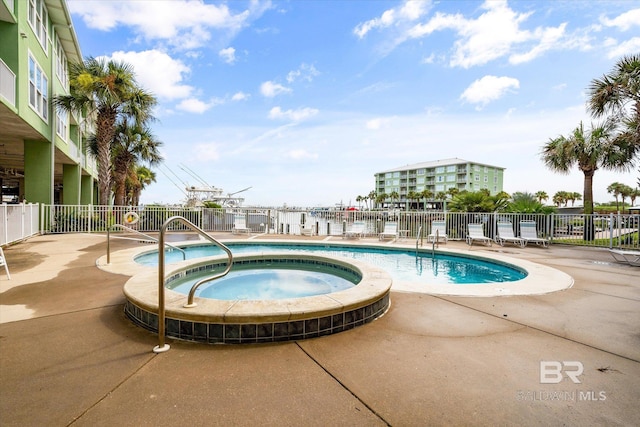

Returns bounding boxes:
[155,216,234,353]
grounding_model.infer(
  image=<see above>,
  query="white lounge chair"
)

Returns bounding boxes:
[427,220,448,243]
[379,222,398,241]
[609,249,640,267]
[495,221,526,248]
[466,223,492,247]
[519,221,549,248]
[0,246,10,280]
[300,223,315,236]
[232,214,251,235]
[343,221,366,239]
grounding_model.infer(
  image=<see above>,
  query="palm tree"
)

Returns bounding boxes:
[54,57,157,205]
[376,193,387,209]
[420,189,433,210]
[541,121,637,216]
[630,187,640,207]
[570,192,582,207]
[356,195,364,210]
[535,191,549,204]
[619,184,634,213]
[368,190,376,210]
[389,191,399,209]
[110,121,163,206]
[607,182,624,212]
[407,191,419,210]
[588,54,640,149]
[128,166,156,206]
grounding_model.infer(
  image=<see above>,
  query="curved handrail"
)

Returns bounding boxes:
[416,225,422,256]
[106,224,186,264]
[155,216,233,353]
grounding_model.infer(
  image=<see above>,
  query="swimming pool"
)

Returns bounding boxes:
[167,261,359,300]
[135,243,527,285]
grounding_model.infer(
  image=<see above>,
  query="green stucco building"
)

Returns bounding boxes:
[374,158,505,207]
[0,0,97,205]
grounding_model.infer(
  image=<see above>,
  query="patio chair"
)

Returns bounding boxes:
[427,220,448,244]
[378,222,398,241]
[466,223,492,247]
[609,249,640,267]
[300,223,316,236]
[495,221,526,248]
[0,247,10,280]
[343,221,366,239]
[519,220,549,248]
[232,214,251,235]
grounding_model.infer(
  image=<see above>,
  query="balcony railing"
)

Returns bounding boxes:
[0,59,16,107]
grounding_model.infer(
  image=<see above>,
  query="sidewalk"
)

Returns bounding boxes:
[0,233,639,426]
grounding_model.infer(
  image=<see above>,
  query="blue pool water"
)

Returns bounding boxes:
[169,267,357,300]
[135,243,527,284]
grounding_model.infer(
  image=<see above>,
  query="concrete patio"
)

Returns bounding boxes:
[0,233,638,426]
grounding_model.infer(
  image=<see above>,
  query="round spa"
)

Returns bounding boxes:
[123,253,392,344]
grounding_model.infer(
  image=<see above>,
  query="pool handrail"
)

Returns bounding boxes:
[155,216,233,353]
[106,224,186,264]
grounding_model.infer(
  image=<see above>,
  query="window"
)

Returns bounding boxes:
[437,176,443,182]
[393,172,400,178]
[484,166,488,173]
[417,168,425,175]
[29,55,48,120]
[446,165,456,172]
[56,108,67,140]
[446,175,455,182]
[385,172,392,178]
[494,176,498,183]
[474,165,480,171]
[417,177,424,184]
[28,0,48,51]
[435,166,445,173]
[474,175,480,182]
[484,176,488,182]
[55,36,68,87]
[435,184,445,192]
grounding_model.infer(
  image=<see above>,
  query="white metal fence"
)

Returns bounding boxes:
[0,203,40,246]
[37,205,639,250]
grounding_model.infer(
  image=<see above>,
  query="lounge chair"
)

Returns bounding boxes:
[343,221,366,239]
[0,247,10,279]
[232,214,251,235]
[609,249,640,267]
[300,223,315,236]
[495,221,526,248]
[466,223,492,246]
[519,221,549,248]
[427,220,448,244]
[379,222,398,241]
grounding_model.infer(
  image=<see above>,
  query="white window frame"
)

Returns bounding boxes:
[56,108,67,140]
[28,0,49,52]
[28,54,48,121]
[446,165,456,172]
[55,36,68,88]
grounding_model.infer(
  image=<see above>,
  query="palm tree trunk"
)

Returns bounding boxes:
[96,109,117,206]
[583,169,595,240]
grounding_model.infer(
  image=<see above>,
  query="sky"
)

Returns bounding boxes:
[66,0,640,207]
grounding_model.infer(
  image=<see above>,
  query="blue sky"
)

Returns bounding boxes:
[67,0,640,207]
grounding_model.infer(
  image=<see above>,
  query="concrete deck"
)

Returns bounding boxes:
[0,233,639,426]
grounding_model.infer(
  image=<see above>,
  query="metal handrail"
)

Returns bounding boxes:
[155,216,233,353]
[106,224,186,264]
[416,225,422,256]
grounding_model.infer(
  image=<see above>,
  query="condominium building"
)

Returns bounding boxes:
[374,158,505,207]
[0,0,96,204]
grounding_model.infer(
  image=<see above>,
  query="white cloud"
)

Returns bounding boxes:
[193,143,220,161]
[268,107,319,121]
[508,23,567,65]
[108,50,192,100]
[219,47,236,64]
[231,92,250,101]
[600,9,640,31]
[286,63,320,83]
[260,81,292,97]
[176,98,213,114]
[353,0,430,38]
[366,117,393,130]
[288,149,319,160]
[460,75,520,108]
[605,37,640,59]
[69,1,256,49]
